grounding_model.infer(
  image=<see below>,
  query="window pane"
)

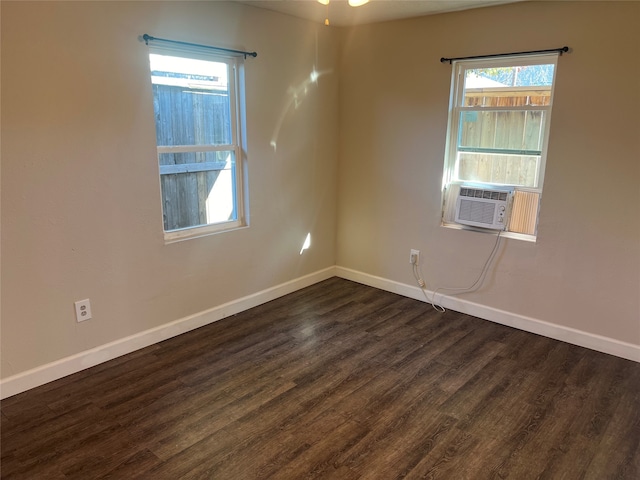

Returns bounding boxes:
[457,152,540,187]
[150,54,231,146]
[160,151,236,231]
[463,64,554,107]
[458,110,546,153]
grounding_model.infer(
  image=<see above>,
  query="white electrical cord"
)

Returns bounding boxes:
[413,231,502,312]
[412,262,441,311]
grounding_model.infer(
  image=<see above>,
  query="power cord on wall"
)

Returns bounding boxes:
[413,231,502,312]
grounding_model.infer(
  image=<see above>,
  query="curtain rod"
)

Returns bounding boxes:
[440,46,569,64]
[142,34,257,59]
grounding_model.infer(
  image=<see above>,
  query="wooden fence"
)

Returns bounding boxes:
[153,84,234,231]
[457,89,549,188]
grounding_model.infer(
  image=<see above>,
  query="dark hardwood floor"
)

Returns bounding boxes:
[2,277,639,479]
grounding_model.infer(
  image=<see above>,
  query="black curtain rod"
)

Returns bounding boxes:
[440,46,569,64]
[142,34,257,59]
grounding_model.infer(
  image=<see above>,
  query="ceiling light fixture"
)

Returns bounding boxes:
[316,0,370,7]
[318,0,330,25]
[318,0,369,26]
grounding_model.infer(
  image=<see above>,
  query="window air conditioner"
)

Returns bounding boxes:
[454,186,511,231]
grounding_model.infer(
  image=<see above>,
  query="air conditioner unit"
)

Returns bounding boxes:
[454,186,511,231]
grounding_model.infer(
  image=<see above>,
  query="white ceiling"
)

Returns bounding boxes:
[236,0,527,27]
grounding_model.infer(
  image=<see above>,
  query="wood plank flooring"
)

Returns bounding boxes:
[2,277,639,479]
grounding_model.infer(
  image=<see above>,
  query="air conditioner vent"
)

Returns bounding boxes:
[460,187,508,202]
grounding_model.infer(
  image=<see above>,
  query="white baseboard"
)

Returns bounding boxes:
[3,265,637,399]
[335,266,640,363]
[0,267,337,400]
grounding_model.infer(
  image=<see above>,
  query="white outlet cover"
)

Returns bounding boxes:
[75,299,92,322]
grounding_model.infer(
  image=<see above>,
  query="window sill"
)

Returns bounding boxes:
[441,222,536,243]
[164,221,248,244]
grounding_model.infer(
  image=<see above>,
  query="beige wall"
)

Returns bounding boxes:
[1,1,339,377]
[337,1,640,343]
[2,1,639,380]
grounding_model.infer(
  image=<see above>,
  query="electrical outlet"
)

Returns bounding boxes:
[410,249,420,265]
[75,299,92,322]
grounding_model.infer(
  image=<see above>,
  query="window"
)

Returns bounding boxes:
[148,47,247,240]
[442,54,558,239]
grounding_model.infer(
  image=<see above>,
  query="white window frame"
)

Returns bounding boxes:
[441,53,559,241]
[148,45,248,242]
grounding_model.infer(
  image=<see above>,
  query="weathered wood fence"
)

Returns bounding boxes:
[153,83,233,231]
[458,90,549,188]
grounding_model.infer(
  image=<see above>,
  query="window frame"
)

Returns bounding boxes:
[148,45,248,242]
[441,53,559,240]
